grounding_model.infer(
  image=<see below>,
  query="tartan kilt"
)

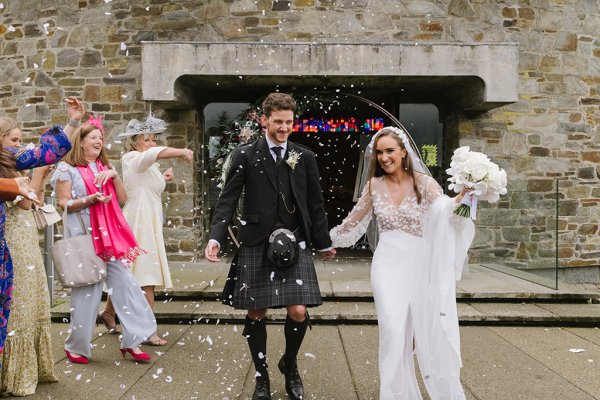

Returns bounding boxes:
[222,242,322,310]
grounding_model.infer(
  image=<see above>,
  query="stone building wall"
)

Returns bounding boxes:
[0,0,598,273]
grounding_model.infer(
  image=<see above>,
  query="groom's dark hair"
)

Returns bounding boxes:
[262,93,296,117]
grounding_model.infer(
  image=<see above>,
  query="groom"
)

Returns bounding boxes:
[205,92,336,400]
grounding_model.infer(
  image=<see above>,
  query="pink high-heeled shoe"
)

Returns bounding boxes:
[65,349,89,364]
[120,348,151,362]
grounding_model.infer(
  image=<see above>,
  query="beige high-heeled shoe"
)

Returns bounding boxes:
[96,310,122,334]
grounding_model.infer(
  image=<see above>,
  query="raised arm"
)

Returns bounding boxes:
[125,147,193,173]
[12,125,71,171]
[63,97,85,142]
[330,179,374,248]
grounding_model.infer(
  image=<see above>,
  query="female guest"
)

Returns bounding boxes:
[100,116,193,345]
[0,123,72,358]
[52,122,158,364]
[0,99,83,396]
[330,127,475,400]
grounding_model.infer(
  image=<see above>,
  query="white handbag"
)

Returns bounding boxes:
[32,203,62,230]
[50,207,107,288]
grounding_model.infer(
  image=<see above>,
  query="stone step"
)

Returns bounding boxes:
[50,300,600,327]
[141,261,600,303]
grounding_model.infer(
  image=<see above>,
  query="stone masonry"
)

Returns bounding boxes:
[0,0,598,278]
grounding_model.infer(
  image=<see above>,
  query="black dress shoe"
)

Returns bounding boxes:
[252,376,271,400]
[278,356,304,400]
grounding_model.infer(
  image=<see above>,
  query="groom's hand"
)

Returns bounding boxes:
[204,241,220,262]
[320,248,336,260]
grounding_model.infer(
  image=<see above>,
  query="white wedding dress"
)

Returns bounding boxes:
[330,175,475,400]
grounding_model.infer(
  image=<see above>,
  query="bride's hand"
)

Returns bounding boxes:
[455,187,471,203]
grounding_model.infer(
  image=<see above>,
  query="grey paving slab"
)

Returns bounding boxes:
[490,326,600,398]
[311,301,377,322]
[460,326,594,400]
[314,267,335,297]
[338,325,379,400]
[467,303,557,322]
[457,303,485,320]
[18,324,600,399]
[536,303,600,322]
[239,325,359,400]
[565,327,600,347]
[28,324,190,400]
[124,324,251,400]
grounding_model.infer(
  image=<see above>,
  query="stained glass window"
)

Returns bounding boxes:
[293,117,384,133]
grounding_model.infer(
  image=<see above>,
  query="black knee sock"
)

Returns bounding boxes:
[284,314,309,365]
[243,316,268,378]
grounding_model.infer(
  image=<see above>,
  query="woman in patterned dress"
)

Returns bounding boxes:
[330,127,475,400]
[0,98,81,396]
[0,123,72,357]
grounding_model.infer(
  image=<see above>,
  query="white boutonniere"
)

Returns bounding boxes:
[286,150,301,171]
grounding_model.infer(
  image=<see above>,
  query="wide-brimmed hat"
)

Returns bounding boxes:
[117,115,167,138]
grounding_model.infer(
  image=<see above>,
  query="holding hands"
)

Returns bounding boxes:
[204,241,220,263]
[320,248,337,260]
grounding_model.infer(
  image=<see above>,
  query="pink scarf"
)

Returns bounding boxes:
[77,160,146,263]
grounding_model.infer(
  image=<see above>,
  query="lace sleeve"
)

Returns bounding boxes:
[421,174,472,229]
[49,162,74,188]
[330,180,373,248]
[420,174,444,204]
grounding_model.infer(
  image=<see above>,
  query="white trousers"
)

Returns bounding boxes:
[64,214,157,358]
[371,230,465,400]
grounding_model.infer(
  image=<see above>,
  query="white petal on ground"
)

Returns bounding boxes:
[569,348,586,353]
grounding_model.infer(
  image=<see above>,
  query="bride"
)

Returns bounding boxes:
[330,127,475,400]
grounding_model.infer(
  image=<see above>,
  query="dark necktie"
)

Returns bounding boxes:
[272,146,283,164]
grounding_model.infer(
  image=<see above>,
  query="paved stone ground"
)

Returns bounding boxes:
[23,323,600,400]
[41,262,600,399]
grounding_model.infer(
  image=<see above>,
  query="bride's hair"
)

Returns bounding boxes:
[368,129,422,204]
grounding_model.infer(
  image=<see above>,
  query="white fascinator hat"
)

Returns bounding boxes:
[118,114,167,138]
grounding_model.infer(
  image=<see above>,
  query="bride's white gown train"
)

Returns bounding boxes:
[331,175,475,400]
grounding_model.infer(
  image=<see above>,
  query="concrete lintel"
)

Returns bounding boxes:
[142,41,519,109]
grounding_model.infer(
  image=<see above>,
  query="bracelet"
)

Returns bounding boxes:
[82,196,88,204]
[111,174,118,180]
[67,117,81,127]
[66,199,74,208]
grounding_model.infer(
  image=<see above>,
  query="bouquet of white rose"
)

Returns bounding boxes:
[446,146,507,219]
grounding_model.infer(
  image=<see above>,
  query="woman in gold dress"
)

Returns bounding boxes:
[0,98,82,396]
